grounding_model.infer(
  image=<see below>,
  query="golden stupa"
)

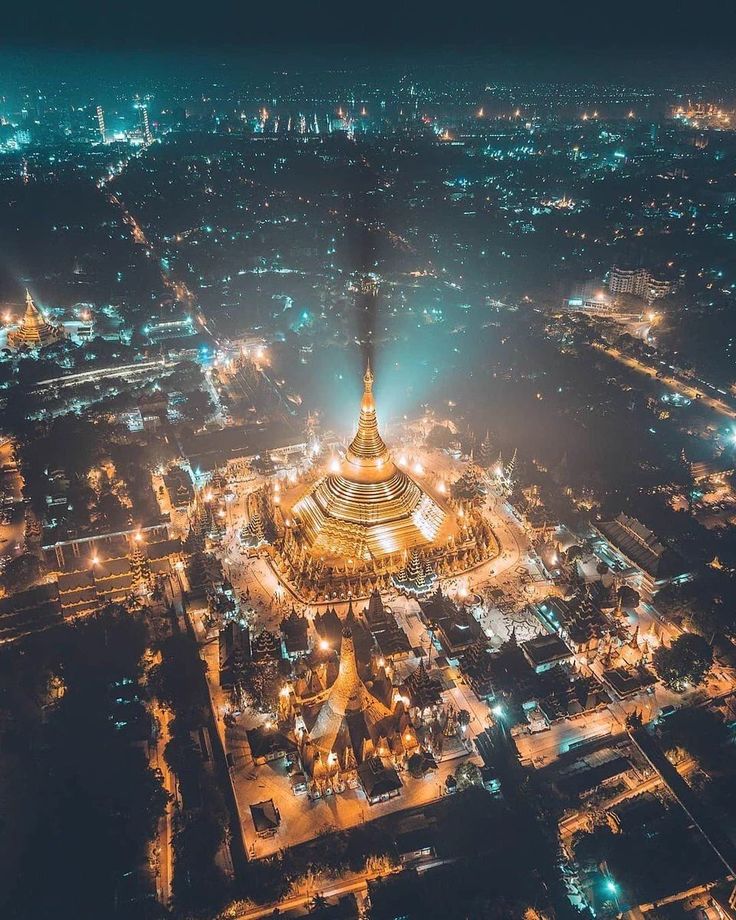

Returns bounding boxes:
[7,290,64,351]
[292,363,445,559]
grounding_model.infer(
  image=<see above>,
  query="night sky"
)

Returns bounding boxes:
[3,0,736,53]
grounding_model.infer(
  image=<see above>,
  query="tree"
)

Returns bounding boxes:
[455,760,483,791]
[425,425,453,450]
[181,389,213,423]
[685,605,722,643]
[1,553,41,594]
[0,603,167,919]
[617,585,640,610]
[661,706,731,771]
[309,893,329,912]
[653,633,713,690]
[150,632,208,727]
[96,491,130,530]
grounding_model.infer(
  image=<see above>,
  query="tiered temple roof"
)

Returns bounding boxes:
[298,627,415,786]
[250,630,282,662]
[393,549,437,596]
[280,606,309,656]
[419,587,482,656]
[241,510,266,548]
[451,462,486,503]
[362,589,412,660]
[404,659,442,710]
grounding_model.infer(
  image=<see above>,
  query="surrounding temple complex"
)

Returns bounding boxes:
[271,364,498,599]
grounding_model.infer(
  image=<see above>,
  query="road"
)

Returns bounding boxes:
[0,438,25,562]
[231,857,454,920]
[515,709,622,767]
[630,724,736,876]
[559,757,696,841]
[32,358,173,391]
[151,700,175,907]
[594,343,736,420]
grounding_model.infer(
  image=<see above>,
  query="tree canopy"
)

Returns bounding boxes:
[653,633,713,690]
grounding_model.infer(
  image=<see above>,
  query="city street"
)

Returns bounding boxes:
[0,438,25,562]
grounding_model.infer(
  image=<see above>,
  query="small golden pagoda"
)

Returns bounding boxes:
[292,363,445,559]
[8,290,64,350]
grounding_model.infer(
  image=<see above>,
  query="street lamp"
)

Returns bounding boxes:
[603,876,620,910]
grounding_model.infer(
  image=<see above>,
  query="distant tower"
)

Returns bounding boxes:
[139,105,152,146]
[96,105,106,144]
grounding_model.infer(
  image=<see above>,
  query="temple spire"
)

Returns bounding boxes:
[346,362,390,465]
[8,289,63,350]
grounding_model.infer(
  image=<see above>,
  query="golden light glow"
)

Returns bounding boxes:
[291,365,445,559]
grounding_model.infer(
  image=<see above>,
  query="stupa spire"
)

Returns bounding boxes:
[346,361,390,465]
[8,288,63,350]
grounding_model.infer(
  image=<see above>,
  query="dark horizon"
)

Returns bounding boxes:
[4,0,736,54]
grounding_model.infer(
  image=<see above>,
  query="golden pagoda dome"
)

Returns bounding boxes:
[292,363,445,558]
[7,290,64,351]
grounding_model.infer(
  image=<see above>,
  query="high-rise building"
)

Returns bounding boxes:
[608,266,648,298]
[96,104,106,144]
[608,266,671,305]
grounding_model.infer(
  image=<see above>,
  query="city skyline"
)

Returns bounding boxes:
[2,28,736,920]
